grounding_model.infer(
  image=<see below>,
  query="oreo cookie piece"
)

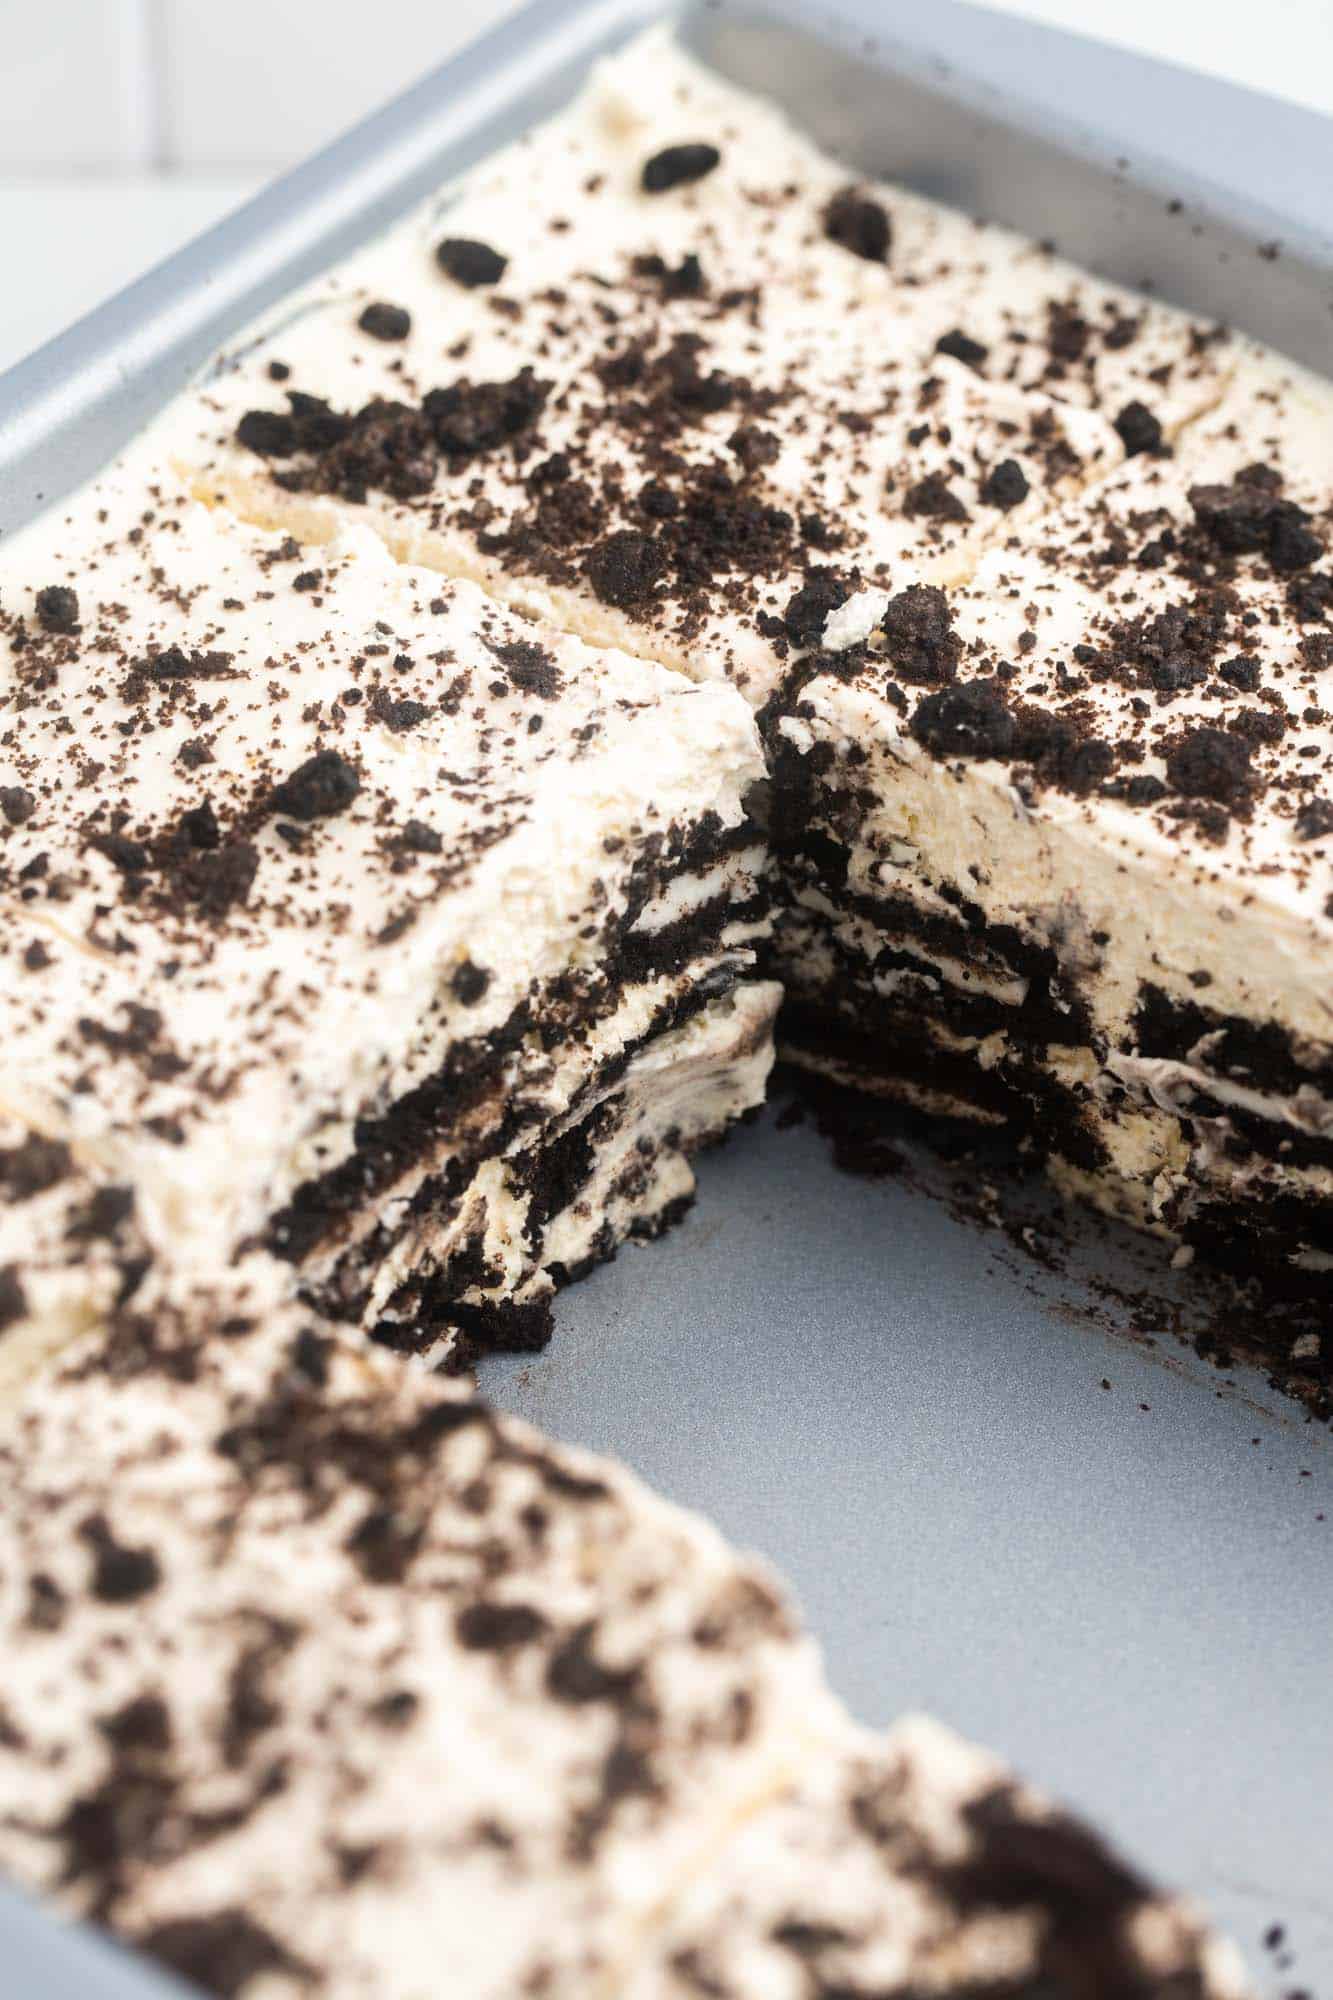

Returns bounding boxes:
[35,585,79,633]
[823,188,891,264]
[641,143,721,192]
[436,238,508,288]
[358,302,412,342]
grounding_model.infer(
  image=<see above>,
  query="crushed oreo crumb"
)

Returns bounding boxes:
[783,569,849,646]
[400,819,443,855]
[1164,726,1252,804]
[1218,656,1262,692]
[640,143,721,193]
[436,238,508,288]
[0,1266,28,1330]
[357,301,412,342]
[980,459,1030,511]
[1113,401,1164,457]
[1190,474,1323,573]
[935,329,989,370]
[451,959,491,1005]
[1294,797,1333,841]
[266,750,361,823]
[879,585,962,686]
[0,786,35,826]
[823,188,890,263]
[911,680,1016,760]
[904,472,969,524]
[585,530,666,610]
[35,584,80,633]
[79,1513,161,1604]
[632,250,706,299]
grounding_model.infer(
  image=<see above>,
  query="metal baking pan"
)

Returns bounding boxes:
[2,1,1330,1992]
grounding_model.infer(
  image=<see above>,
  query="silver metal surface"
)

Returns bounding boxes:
[490,1104,1333,1988]
[0,1882,192,1999]
[1,0,1330,1991]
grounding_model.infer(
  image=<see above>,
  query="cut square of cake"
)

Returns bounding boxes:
[0,1292,843,1998]
[0,1292,1243,2000]
[0,463,775,1380]
[148,31,1253,723]
[159,294,1121,711]
[147,33,1154,712]
[768,348,1333,1307]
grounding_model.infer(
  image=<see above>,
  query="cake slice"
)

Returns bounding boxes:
[160,291,1120,712]
[0,1289,842,1998]
[192,27,1234,433]
[556,28,1240,433]
[0,463,775,1377]
[148,31,1146,713]
[0,1290,1243,2000]
[768,346,1333,1320]
[628,1715,1243,2000]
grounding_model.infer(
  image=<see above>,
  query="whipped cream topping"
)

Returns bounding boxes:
[628,1714,1245,2000]
[209,28,1237,425]
[0,1301,848,1997]
[142,35,1185,710]
[0,1298,1242,2000]
[0,462,769,1371]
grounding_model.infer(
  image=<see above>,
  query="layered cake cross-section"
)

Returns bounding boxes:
[0,461,775,1384]
[770,349,1333,1310]
[143,28,1333,1327]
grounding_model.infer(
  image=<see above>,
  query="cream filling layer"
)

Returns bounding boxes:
[360,980,779,1349]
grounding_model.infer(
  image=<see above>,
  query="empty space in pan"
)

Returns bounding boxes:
[486,1095,1333,1985]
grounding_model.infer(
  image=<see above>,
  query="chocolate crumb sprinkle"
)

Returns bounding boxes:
[266,750,361,823]
[436,237,509,288]
[1164,726,1252,804]
[1294,797,1333,841]
[641,143,721,193]
[357,301,412,342]
[912,680,1017,760]
[585,530,667,611]
[980,459,1030,511]
[451,959,491,1005]
[1113,401,1164,457]
[400,819,443,855]
[0,785,35,826]
[823,187,891,263]
[936,329,989,371]
[35,584,80,633]
[79,1513,161,1604]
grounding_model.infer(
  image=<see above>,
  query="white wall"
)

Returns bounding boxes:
[1,0,1330,177]
[1,0,1330,371]
[0,1,524,173]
